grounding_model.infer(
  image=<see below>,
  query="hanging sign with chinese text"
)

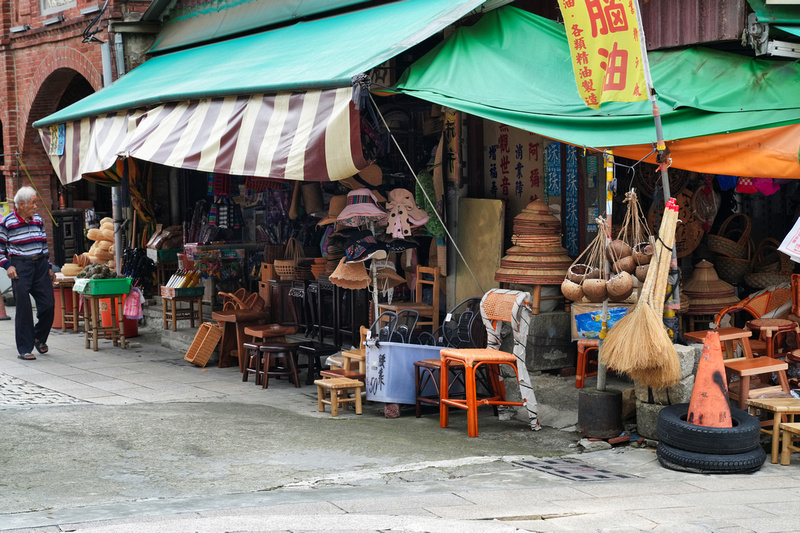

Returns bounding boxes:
[557,0,648,109]
[484,123,544,218]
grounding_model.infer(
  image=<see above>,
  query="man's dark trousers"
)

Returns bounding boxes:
[10,257,54,355]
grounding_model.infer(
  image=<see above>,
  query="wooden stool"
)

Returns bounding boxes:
[413,358,466,418]
[440,348,523,437]
[780,422,800,465]
[576,339,600,389]
[725,357,789,410]
[315,377,363,417]
[747,397,800,464]
[260,342,302,389]
[82,294,126,351]
[297,341,339,385]
[746,318,799,359]
[162,295,203,331]
[242,342,265,386]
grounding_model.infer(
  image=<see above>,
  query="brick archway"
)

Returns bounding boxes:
[16,47,102,260]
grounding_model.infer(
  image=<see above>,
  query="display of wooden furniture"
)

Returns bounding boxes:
[259,342,302,389]
[244,324,296,343]
[575,338,600,389]
[378,265,440,333]
[780,422,800,465]
[296,341,339,385]
[314,377,364,417]
[82,293,126,351]
[747,397,800,464]
[161,294,203,331]
[663,327,790,410]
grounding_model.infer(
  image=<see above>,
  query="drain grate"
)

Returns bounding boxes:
[513,458,635,481]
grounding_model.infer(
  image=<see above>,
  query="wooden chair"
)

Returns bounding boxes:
[321,326,369,381]
[378,265,440,333]
[715,286,793,355]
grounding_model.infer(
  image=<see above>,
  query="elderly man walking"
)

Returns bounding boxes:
[0,186,55,360]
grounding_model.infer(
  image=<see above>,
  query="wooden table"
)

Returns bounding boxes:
[212,309,269,371]
[747,397,800,464]
[82,293,126,351]
[162,294,203,331]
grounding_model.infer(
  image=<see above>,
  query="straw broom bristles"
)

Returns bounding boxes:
[600,199,681,389]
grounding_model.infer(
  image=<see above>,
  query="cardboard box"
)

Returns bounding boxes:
[161,286,205,298]
[570,302,632,341]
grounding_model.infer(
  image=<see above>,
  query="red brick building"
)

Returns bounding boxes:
[1,0,149,248]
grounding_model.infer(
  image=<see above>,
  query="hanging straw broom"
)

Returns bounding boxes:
[600,198,681,389]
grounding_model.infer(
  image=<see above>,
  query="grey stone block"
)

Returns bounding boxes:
[634,374,694,405]
[675,343,695,379]
[635,400,666,440]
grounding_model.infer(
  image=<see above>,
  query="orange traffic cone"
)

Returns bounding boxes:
[687,330,732,428]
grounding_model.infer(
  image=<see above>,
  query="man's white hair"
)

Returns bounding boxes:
[14,186,37,207]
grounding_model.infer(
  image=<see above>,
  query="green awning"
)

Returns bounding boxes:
[35,0,486,128]
[747,0,800,24]
[394,6,800,149]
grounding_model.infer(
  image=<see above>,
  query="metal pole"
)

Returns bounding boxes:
[597,150,614,392]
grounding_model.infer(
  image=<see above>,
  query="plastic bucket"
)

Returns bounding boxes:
[365,341,464,404]
[99,295,139,338]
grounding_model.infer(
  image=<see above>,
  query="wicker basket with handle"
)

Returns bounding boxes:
[706,213,751,259]
[715,238,753,284]
[744,253,792,289]
[751,238,783,274]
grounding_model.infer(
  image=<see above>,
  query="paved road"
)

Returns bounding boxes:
[1,310,799,532]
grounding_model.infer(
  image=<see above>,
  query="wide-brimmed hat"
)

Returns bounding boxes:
[317,195,348,226]
[337,189,388,227]
[345,230,388,263]
[370,258,407,290]
[385,188,429,238]
[329,257,370,289]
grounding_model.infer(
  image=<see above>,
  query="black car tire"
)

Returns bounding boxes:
[657,442,766,474]
[657,403,761,454]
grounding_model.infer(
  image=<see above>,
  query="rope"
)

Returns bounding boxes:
[370,94,484,294]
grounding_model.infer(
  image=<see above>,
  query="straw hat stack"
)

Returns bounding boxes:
[683,259,739,315]
[495,200,572,285]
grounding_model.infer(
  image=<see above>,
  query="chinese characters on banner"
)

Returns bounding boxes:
[484,122,545,219]
[557,0,648,109]
[564,145,579,256]
[443,111,460,183]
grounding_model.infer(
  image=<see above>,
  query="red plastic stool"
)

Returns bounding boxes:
[576,339,600,389]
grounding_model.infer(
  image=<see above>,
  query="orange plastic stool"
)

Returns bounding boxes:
[439,348,524,437]
[576,339,600,389]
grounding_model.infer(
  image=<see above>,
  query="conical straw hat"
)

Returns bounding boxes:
[329,257,370,289]
[683,259,735,296]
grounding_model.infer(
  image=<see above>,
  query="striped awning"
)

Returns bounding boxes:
[38,87,367,184]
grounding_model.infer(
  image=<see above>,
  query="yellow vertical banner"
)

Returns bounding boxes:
[557,0,648,109]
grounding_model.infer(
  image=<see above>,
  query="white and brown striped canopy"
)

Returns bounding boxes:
[38,87,367,185]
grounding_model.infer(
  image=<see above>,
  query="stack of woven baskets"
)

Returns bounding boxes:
[706,213,752,284]
[683,259,739,315]
[495,200,572,285]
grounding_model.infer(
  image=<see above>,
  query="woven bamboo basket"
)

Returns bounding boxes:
[706,213,751,259]
[273,259,297,281]
[751,238,782,274]
[714,238,753,284]
[744,254,792,289]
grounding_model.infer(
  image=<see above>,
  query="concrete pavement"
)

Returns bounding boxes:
[1,306,799,533]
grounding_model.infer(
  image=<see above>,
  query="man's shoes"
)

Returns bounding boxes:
[34,340,48,354]
[17,353,36,361]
